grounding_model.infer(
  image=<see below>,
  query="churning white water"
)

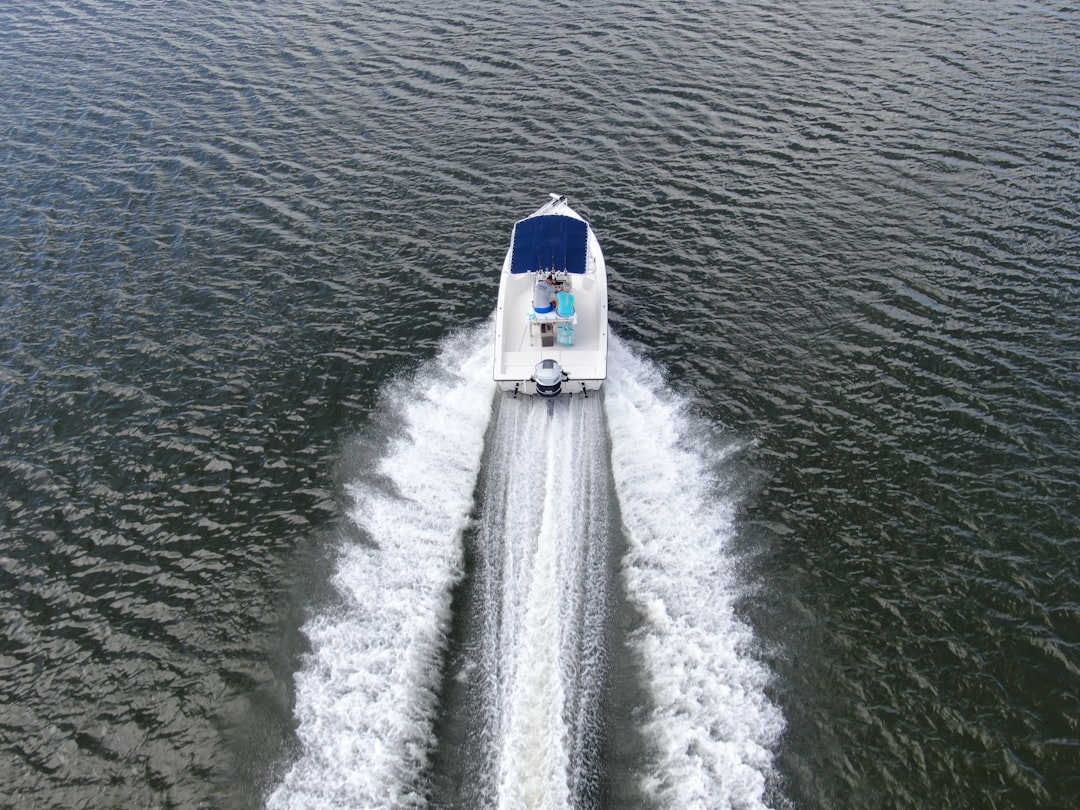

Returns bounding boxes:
[474,392,612,809]
[266,326,496,809]
[604,338,784,808]
[268,327,781,809]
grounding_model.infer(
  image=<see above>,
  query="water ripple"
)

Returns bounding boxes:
[2,0,1079,807]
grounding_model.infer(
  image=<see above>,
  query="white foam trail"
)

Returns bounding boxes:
[267,325,495,810]
[471,393,611,809]
[604,335,784,809]
[499,414,573,808]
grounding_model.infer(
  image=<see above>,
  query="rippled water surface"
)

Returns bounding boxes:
[2,0,1078,808]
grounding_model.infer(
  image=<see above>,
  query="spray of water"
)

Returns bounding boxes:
[268,326,782,809]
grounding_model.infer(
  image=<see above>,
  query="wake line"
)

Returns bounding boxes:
[266,326,495,810]
[604,338,784,809]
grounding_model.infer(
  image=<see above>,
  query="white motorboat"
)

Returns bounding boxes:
[493,195,608,397]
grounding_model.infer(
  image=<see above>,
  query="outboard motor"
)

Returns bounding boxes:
[533,359,563,398]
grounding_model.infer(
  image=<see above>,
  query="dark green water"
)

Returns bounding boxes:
[1,0,1077,807]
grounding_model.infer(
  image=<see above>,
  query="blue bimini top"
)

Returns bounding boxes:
[509,215,589,274]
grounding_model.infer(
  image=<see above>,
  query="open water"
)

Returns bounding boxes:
[1,1,1078,808]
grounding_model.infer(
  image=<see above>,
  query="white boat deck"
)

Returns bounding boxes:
[494,273,606,387]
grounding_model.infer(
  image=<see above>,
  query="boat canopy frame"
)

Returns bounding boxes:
[508,215,589,275]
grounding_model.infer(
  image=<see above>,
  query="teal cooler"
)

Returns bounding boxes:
[556,291,574,316]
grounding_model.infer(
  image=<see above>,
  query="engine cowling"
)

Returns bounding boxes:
[533,359,563,398]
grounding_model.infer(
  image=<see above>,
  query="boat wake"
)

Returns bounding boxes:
[267,324,782,809]
[604,339,784,808]
[266,326,495,809]
[461,390,613,808]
